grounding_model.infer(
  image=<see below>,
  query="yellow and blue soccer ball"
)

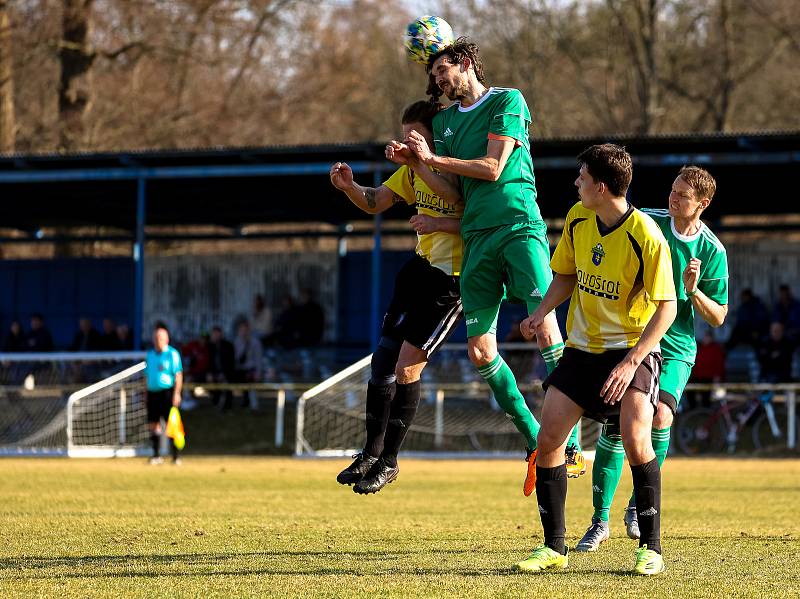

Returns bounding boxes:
[404,16,454,65]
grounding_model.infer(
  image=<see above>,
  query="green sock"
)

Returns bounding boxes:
[540,342,581,452]
[567,423,582,452]
[478,355,539,449]
[540,342,565,375]
[591,427,625,522]
[628,427,671,508]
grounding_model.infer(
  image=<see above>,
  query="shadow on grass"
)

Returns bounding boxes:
[1,548,521,580]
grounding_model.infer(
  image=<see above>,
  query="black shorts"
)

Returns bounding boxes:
[382,254,462,357]
[543,347,661,423]
[146,388,174,424]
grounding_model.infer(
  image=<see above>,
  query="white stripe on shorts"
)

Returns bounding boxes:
[421,300,464,357]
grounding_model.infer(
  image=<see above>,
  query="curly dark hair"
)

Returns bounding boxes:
[426,36,486,85]
[401,99,444,131]
[577,144,633,198]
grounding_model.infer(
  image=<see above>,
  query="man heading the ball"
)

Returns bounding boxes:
[391,38,585,493]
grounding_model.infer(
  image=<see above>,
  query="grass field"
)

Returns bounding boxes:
[1,457,798,598]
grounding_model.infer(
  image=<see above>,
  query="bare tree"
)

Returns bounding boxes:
[59,0,95,149]
[0,0,14,152]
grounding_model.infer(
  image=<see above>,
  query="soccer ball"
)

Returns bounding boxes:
[404,16,454,66]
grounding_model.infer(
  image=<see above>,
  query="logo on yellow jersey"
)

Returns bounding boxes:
[591,243,605,266]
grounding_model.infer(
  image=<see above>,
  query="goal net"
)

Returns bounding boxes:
[295,344,601,457]
[67,362,149,457]
[0,353,147,456]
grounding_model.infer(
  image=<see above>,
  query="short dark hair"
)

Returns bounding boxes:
[427,37,486,84]
[401,100,444,132]
[577,144,633,197]
[153,321,169,334]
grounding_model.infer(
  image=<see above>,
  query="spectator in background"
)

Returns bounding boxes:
[116,323,134,350]
[773,284,800,344]
[181,333,210,384]
[251,294,273,347]
[207,325,235,410]
[758,321,796,383]
[689,330,726,408]
[234,320,263,410]
[3,320,26,352]
[725,288,768,350]
[99,318,119,351]
[271,294,302,349]
[69,318,102,352]
[297,288,325,346]
[25,314,53,352]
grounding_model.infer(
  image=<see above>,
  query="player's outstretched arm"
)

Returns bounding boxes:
[521,273,576,340]
[407,130,515,182]
[330,162,401,215]
[387,140,461,204]
[683,258,728,327]
[601,299,677,404]
[409,215,460,235]
[410,158,462,204]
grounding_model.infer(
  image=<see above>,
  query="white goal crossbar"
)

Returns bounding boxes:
[66,361,148,458]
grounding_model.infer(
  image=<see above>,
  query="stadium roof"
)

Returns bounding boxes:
[0,130,798,235]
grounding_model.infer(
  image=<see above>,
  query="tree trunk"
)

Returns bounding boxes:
[59,0,94,150]
[0,0,15,152]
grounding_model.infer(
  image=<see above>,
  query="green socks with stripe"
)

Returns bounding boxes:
[591,427,625,522]
[593,426,673,518]
[540,342,564,375]
[478,354,539,449]
[541,341,582,452]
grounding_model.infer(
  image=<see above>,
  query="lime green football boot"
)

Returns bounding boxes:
[632,545,665,575]
[512,544,568,573]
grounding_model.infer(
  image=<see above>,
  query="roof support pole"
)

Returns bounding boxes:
[133,176,146,349]
[370,169,383,351]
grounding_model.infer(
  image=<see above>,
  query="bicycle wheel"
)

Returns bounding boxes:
[676,407,727,455]
[752,407,800,451]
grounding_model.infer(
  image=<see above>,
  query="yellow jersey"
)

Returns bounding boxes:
[383,165,464,276]
[551,202,676,353]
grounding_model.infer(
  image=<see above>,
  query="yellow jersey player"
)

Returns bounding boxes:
[514,144,676,576]
[330,100,464,494]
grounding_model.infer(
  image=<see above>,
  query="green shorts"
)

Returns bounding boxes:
[461,221,553,337]
[659,357,693,414]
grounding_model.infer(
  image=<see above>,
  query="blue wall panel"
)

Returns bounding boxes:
[0,258,134,350]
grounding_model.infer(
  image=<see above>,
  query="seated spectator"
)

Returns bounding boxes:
[726,288,768,351]
[689,330,726,408]
[758,321,796,383]
[25,314,54,352]
[773,284,800,344]
[234,320,263,410]
[251,294,273,346]
[69,318,102,352]
[297,288,325,347]
[271,294,302,349]
[116,323,134,350]
[3,320,26,352]
[181,333,210,383]
[98,318,119,351]
[207,326,235,410]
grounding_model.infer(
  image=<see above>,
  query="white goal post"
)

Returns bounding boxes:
[66,361,149,457]
[294,345,599,458]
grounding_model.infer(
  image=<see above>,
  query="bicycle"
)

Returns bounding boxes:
[676,387,799,455]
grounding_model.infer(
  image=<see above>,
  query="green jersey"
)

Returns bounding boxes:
[432,87,541,233]
[641,209,728,363]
